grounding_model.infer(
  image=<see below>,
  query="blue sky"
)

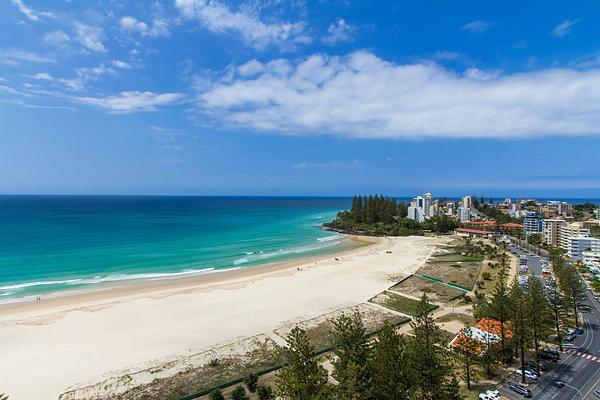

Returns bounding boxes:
[1,0,600,197]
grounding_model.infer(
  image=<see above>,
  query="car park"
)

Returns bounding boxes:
[510,384,532,398]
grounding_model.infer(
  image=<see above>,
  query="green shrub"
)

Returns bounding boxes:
[244,373,258,393]
[208,389,225,400]
[257,385,274,400]
[482,272,492,280]
[231,386,249,400]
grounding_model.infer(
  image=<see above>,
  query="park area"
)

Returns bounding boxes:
[390,274,466,303]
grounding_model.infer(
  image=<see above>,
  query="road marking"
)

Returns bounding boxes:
[564,349,600,363]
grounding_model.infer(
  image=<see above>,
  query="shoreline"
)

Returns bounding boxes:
[0,235,377,317]
[0,234,441,399]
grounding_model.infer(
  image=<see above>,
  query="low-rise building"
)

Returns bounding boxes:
[583,251,600,267]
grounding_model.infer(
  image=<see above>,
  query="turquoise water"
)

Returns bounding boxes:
[0,196,353,302]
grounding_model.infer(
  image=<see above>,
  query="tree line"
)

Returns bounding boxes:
[472,247,587,384]
[326,195,459,237]
[273,297,462,400]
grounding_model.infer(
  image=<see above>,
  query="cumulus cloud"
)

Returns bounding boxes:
[553,19,580,37]
[73,91,184,112]
[322,18,355,46]
[460,20,490,33]
[119,16,170,37]
[175,0,305,48]
[238,59,265,77]
[10,0,53,21]
[195,51,600,139]
[74,23,106,53]
[43,30,70,46]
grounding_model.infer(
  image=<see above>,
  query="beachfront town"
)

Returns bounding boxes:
[402,193,600,399]
[406,193,600,270]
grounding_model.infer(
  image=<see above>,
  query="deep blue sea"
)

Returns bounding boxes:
[0,196,355,302]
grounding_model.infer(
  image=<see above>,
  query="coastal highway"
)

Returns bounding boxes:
[498,243,600,399]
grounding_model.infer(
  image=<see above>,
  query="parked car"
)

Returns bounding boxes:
[526,360,548,372]
[539,349,560,361]
[574,327,584,335]
[594,388,600,398]
[510,384,532,398]
[565,333,576,342]
[552,379,565,388]
[478,389,500,400]
[516,368,539,381]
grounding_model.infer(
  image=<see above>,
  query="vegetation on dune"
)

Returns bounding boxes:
[276,296,461,400]
[324,195,459,236]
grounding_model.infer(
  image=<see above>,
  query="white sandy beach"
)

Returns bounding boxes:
[0,235,442,399]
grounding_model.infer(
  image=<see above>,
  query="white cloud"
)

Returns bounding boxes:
[73,91,184,113]
[291,159,363,169]
[460,20,490,33]
[120,16,148,32]
[74,23,106,53]
[32,72,53,81]
[120,16,170,37]
[43,30,70,46]
[175,0,305,48]
[112,60,133,69]
[238,59,264,77]
[195,51,600,139]
[59,78,85,91]
[10,0,53,21]
[0,50,54,64]
[76,64,116,79]
[322,18,355,46]
[553,19,580,37]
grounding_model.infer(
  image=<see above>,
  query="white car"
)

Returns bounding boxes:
[516,368,538,381]
[478,390,500,400]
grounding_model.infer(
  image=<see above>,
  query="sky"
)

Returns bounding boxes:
[1,0,600,198]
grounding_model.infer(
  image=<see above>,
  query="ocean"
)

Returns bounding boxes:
[0,196,355,303]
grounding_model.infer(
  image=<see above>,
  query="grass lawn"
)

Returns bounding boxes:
[391,275,465,303]
[429,253,484,263]
[369,291,437,316]
[436,313,477,326]
[474,260,507,298]
[417,261,483,290]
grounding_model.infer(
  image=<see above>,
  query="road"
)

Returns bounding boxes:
[497,242,600,399]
